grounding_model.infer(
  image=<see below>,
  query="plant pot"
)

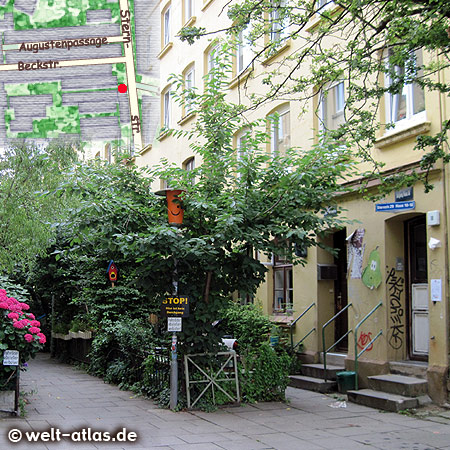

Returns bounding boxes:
[78,331,92,339]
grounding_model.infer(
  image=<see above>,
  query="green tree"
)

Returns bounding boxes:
[136,45,354,353]
[180,0,450,192]
[26,48,355,356]
[0,141,78,271]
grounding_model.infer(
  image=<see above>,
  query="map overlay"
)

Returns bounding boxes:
[0,0,158,154]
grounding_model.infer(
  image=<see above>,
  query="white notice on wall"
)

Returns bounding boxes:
[431,279,442,302]
[3,350,19,366]
[167,317,182,332]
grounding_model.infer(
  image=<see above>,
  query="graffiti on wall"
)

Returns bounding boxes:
[357,331,373,351]
[386,267,405,349]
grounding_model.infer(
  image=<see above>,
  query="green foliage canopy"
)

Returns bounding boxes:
[180,0,450,192]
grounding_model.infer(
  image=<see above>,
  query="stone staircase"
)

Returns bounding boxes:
[347,360,431,412]
[289,352,345,393]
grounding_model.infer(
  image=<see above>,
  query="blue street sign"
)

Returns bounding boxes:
[375,201,415,212]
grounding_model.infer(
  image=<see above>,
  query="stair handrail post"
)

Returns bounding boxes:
[322,303,352,382]
[354,301,383,390]
[289,302,315,353]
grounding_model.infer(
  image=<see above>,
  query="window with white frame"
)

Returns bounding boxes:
[385,49,425,128]
[318,81,345,132]
[236,129,249,179]
[184,66,195,114]
[163,5,171,47]
[184,156,195,172]
[104,143,112,163]
[273,258,293,312]
[207,44,218,74]
[184,0,194,24]
[317,0,334,11]
[162,87,172,128]
[270,106,290,154]
[183,157,195,185]
[237,28,252,74]
[270,0,288,44]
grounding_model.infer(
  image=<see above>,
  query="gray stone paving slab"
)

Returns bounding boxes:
[171,443,225,449]
[213,438,273,450]
[2,354,450,449]
[313,436,379,449]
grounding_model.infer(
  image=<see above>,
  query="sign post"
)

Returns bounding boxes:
[2,350,20,415]
[162,295,189,410]
[155,188,187,411]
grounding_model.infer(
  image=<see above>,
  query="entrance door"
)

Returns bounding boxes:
[333,229,348,351]
[406,216,428,359]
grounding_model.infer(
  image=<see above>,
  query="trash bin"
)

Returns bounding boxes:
[336,371,356,393]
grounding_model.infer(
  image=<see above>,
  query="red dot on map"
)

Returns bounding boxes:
[118,84,127,93]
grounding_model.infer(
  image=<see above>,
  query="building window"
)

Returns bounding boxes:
[385,49,425,127]
[183,157,195,185]
[237,28,252,74]
[162,86,172,129]
[236,129,249,179]
[207,44,219,75]
[317,0,335,11]
[183,156,195,172]
[319,81,345,132]
[184,0,194,24]
[163,5,171,47]
[269,0,288,44]
[270,106,290,154]
[184,65,195,115]
[273,257,293,312]
[104,143,112,163]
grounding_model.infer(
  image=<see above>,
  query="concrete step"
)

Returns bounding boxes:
[301,363,345,381]
[320,352,346,366]
[389,360,427,379]
[368,374,428,397]
[289,375,337,393]
[347,389,418,412]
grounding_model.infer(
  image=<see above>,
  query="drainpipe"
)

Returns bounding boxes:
[436,51,450,393]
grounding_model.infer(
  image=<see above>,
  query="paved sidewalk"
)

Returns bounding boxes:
[1,354,450,449]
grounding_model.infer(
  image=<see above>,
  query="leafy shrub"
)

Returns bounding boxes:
[220,301,273,349]
[0,276,30,303]
[88,318,167,393]
[0,289,46,390]
[240,342,291,403]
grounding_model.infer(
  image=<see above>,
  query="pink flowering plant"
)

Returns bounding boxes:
[0,289,46,390]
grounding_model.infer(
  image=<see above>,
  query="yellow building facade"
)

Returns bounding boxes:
[136,0,450,404]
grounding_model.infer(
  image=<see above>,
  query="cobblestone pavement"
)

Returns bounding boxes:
[1,353,450,449]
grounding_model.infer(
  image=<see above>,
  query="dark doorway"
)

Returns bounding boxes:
[333,229,348,351]
[405,216,428,360]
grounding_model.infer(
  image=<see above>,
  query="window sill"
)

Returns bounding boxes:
[139,144,152,155]
[177,111,196,126]
[202,0,214,11]
[183,16,196,28]
[375,121,431,149]
[306,5,343,33]
[157,42,173,59]
[270,314,294,325]
[158,128,171,141]
[263,40,291,66]
[229,67,253,89]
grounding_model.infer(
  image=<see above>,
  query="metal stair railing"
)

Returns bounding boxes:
[289,302,316,353]
[354,301,383,390]
[322,303,353,381]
